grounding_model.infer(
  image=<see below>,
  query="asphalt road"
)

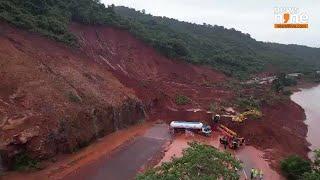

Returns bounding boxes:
[64,124,170,180]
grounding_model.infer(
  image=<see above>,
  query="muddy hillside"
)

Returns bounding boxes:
[0,22,308,170]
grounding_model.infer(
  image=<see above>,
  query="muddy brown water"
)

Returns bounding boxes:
[291,84,320,157]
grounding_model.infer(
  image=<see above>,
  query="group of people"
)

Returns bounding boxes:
[250,168,263,180]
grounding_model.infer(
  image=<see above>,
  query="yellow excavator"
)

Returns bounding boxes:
[232,109,262,123]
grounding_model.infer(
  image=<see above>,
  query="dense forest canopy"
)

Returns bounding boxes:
[0,0,319,78]
[0,0,123,45]
[115,6,320,78]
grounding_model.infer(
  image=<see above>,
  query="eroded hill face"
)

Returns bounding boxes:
[70,23,231,109]
[0,22,146,167]
[0,22,230,168]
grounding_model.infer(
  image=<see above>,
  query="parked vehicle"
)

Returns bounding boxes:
[170,121,212,136]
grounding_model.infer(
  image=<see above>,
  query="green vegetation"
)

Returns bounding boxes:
[272,73,297,93]
[0,0,123,45]
[175,94,191,105]
[115,7,320,79]
[67,91,82,103]
[304,71,320,83]
[235,96,261,110]
[281,150,320,180]
[260,90,286,105]
[209,101,218,112]
[13,153,40,171]
[137,142,241,180]
[1,1,320,78]
[281,155,311,180]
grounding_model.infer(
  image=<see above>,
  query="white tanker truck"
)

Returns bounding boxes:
[170,121,212,136]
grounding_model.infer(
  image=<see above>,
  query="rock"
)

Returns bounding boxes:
[2,117,27,131]
[0,115,8,128]
[14,126,40,144]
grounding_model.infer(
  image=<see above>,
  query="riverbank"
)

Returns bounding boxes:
[288,80,319,93]
[291,83,320,158]
[222,99,309,171]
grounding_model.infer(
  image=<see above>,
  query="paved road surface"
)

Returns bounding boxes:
[64,124,170,180]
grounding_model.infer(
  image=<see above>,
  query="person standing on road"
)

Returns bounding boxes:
[250,168,254,179]
[253,168,259,179]
[259,169,264,180]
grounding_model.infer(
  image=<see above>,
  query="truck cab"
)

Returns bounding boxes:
[201,125,212,136]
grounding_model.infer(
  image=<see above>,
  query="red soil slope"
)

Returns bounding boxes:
[0,22,145,167]
[0,22,230,168]
[0,21,308,173]
[70,23,231,111]
[223,100,309,169]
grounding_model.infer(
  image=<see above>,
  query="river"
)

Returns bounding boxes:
[291,84,320,157]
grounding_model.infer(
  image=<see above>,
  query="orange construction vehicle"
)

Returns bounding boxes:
[218,124,245,150]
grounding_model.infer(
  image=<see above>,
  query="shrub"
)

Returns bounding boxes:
[302,172,320,180]
[67,91,81,103]
[209,101,217,112]
[13,153,40,171]
[235,96,260,110]
[137,142,241,180]
[281,155,311,180]
[282,90,293,96]
[175,94,190,105]
[272,73,298,92]
[261,90,284,105]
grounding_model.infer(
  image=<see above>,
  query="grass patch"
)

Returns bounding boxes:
[13,153,41,171]
[235,96,260,110]
[67,91,81,103]
[175,94,191,105]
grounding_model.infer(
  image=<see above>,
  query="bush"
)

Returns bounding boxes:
[283,90,293,96]
[209,101,217,112]
[137,142,241,180]
[67,91,81,103]
[281,155,311,180]
[272,73,298,92]
[235,96,260,110]
[175,94,191,105]
[261,90,284,105]
[13,153,40,171]
[303,172,320,180]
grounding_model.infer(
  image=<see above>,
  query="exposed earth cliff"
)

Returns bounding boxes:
[0,21,309,172]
